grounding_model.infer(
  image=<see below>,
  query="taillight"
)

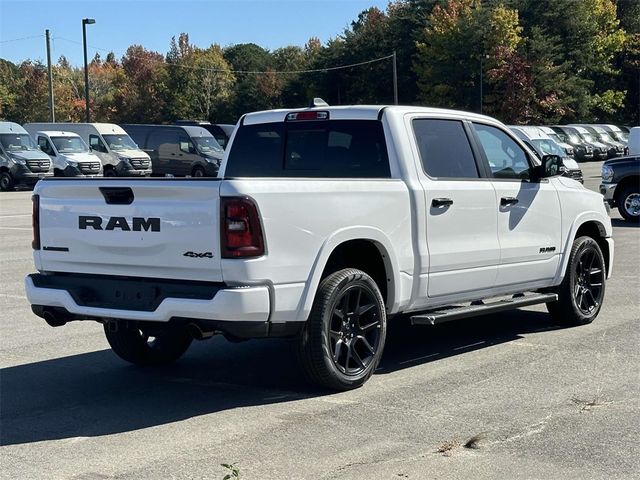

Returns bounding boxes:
[221,197,264,258]
[32,194,40,250]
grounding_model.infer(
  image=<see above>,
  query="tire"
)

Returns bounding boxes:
[616,185,640,222]
[191,166,205,177]
[547,236,606,326]
[296,268,387,390]
[104,321,193,366]
[103,167,117,177]
[0,171,14,191]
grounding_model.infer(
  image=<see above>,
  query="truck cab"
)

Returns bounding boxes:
[0,122,53,191]
[33,131,103,177]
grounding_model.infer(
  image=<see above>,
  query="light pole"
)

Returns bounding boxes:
[82,18,95,123]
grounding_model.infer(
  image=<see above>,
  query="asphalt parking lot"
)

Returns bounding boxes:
[1,162,638,480]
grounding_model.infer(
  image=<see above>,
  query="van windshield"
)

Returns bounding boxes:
[51,136,89,153]
[192,136,223,154]
[0,133,39,152]
[102,134,139,151]
[532,139,564,156]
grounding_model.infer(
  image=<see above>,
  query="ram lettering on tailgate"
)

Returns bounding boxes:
[78,216,161,232]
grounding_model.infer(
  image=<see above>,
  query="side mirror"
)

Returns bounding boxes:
[534,154,565,180]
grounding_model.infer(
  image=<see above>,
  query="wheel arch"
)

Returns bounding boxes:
[614,175,639,202]
[555,216,612,284]
[296,227,401,322]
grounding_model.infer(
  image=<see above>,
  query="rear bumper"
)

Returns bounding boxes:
[25,274,270,323]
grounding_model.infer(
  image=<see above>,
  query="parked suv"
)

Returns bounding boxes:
[571,125,623,159]
[30,131,102,177]
[0,122,53,191]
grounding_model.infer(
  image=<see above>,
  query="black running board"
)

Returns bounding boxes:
[410,293,558,326]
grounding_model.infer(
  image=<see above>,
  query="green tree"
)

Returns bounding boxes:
[0,59,21,120]
[119,45,168,122]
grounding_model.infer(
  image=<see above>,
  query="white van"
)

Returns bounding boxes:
[30,131,102,177]
[23,123,151,177]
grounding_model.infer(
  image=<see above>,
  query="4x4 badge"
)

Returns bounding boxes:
[183,251,213,258]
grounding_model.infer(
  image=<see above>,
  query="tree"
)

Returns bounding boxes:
[119,45,168,122]
[0,59,21,120]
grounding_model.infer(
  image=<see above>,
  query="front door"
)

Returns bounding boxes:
[471,123,561,288]
[412,117,501,298]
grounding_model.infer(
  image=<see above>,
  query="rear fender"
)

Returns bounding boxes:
[296,226,401,322]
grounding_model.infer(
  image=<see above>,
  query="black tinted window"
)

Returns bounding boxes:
[413,119,478,179]
[147,128,180,151]
[226,120,390,178]
[473,123,531,180]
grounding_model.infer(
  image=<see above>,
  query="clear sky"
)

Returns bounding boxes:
[0,0,389,66]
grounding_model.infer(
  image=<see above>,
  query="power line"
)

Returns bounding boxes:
[51,36,394,75]
[0,34,44,44]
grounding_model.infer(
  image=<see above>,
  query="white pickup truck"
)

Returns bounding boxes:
[26,104,614,390]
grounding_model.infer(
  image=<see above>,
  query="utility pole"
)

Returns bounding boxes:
[45,29,55,122]
[479,55,483,115]
[392,51,398,105]
[82,18,95,123]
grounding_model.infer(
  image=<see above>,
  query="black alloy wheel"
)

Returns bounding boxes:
[297,268,387,390]
[572,244,605,316]
[328,284,383,376]
[547,236,606,325]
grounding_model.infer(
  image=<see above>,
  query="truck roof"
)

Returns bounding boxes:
[242,105,502,126]
[0,121,28,134]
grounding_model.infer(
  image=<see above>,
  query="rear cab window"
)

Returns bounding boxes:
[412,119,479,179]
[225,120,390,178]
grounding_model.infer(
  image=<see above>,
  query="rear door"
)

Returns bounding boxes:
[471,122,561,287]
[36,179,223,282]
[411,117,501,298]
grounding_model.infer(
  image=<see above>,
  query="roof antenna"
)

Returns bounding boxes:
[309,98,329,108]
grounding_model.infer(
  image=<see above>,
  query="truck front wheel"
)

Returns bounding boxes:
[104,321,193,366]
[547,236,606,325]
[296,268,387,390]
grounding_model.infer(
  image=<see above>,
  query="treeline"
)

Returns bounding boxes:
[1,0,639,126]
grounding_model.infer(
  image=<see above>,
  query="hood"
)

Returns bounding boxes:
[63,152,101,163]
[562,158,580,170]
[8,150,50,161]
[603,155,640,168]
[112,148,150,160]
[205,152,224,162]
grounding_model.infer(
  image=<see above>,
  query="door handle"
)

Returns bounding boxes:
[501,197,519,207]
[432,197,453,208]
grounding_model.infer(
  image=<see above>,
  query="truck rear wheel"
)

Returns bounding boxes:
[104,321,193,366]
[547,236,605,325]
[296,268,387,390]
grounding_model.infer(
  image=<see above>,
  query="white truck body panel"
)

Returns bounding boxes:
[26,105,613,329]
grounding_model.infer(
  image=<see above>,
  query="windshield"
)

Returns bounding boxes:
[102,134,139,151]
[532,139,564,156]
[579,132,596,143]
[193,136,223,154]
[51,136,89,153]
[612,131,628,142]
[0,133,39,152]
[548,133,565,145]
[599,132,618,144]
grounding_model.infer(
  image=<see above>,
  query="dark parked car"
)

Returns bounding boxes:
[550,126,596,162]
[122,124,224,177]
[600,155,640,222]
[175,120,235,150]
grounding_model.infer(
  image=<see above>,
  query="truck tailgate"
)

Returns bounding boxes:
[34,179,223,282]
